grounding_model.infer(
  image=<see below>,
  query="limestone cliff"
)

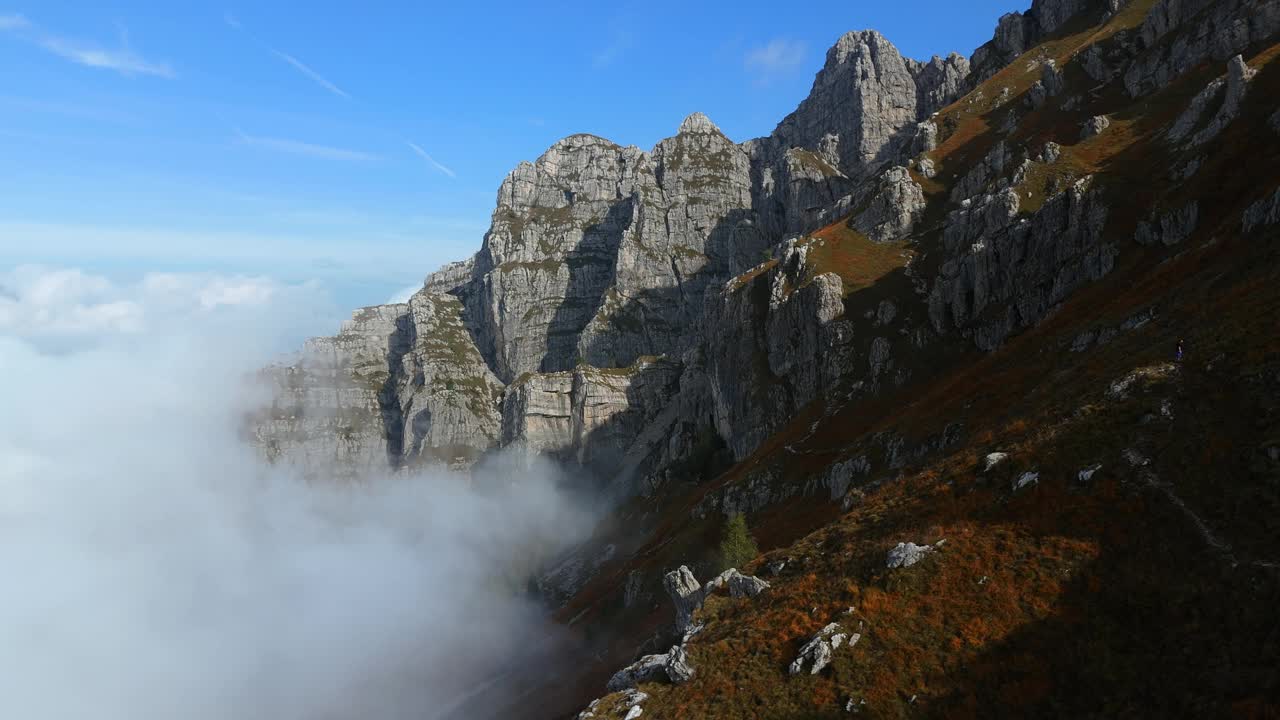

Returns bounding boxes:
[256,0,1277,507]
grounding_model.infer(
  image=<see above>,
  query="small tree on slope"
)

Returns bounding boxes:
[718,513,759,572]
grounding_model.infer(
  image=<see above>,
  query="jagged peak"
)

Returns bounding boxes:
[553,132,620,147]
[827,29,901,65]
[542,133,623,157]
[678,112,722,136]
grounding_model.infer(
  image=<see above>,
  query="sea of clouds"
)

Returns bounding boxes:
[0,265,589,720]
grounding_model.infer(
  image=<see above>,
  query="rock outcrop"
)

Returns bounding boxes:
[605,645,695,691]
[789,622,859,675]
[970,0,1111,81]
[663,566,704,634]
[928,178,1113,351]
[769,30,968,180]
[1167,56,1257,146]
[705,242,851,460]
[254,290,503,475]
[1123,0,1280,98]
[850,166,926,242]
[662,565,770,633]
[1243,188,1280,233]
[886,541,937,569]
[1136,203,1199,246]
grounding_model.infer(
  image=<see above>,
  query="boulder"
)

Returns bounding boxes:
[789,623,860,675]
[728,571,771,598]
[1013,471,1040,492]
[606,654,668,692]
[887,541,934,569]
[1078,464,1103,483]
[606,645,695,691]
[982,452,1010,472]
[1080,115,1111,139]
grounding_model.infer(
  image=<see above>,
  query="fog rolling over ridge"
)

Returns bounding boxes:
[0,269,591,720]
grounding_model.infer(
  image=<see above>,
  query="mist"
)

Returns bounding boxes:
[0,267,591,720]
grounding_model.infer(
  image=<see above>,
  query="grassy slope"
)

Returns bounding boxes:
[535,6,1280,718]
[607,226,1280,718]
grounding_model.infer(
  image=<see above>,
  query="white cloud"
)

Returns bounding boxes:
[745,38,807,80]
[0,267,143,341]
[0,271,593,718]
[224,16,351,99]
[0,266,304,352]
[0,16,175,77]
[270,48,351,99]
[234,128,378,162]
[406,141,456,178]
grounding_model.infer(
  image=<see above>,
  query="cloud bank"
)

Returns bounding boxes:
[0,266,590,719]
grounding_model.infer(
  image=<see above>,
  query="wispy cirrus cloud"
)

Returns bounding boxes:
[0,15,174,77]
[744,38,807,84]
[225,15,350,100]
[37,35,175,77]
[234,128,378,162]
[406,141,456,178]
[592,30,633,69]
[270,49,351,99]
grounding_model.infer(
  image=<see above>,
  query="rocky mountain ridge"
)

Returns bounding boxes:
[252,0,1280,716]
[255,0,1116,484]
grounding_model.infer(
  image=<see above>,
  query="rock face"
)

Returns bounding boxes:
[851,166,926,242]
[254,290,503,476]
[1243,188,1280,233]
[704,240,855,460]
[1135,203,1199,246]
[970,0,1109,81]
[251,0,982,487]
[460,120,762,383]
[1167,56,1257,146]
[769,30,968,180]
[1123,0,1280,98]
[254,0,1253,557]
[928,179,1113,351]
[501,358,681,479]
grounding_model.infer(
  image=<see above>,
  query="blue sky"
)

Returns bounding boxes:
[0,1,1024,310]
